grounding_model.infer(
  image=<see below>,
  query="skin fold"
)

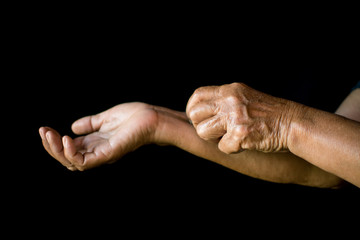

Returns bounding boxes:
[186,83,360,187]
[39,84,360,188]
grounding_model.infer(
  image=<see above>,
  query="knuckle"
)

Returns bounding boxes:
[227,143,241,153]
[221,82,244,92]
[194,86,207,95]
[196,125,208,139]
[187,108,197,120]
[230,82,248,91]
[232,125,250,139]
[240,141,255,150]
[185,104,193,117]
[229,82,241,88]
[225,95,241,105]
[219,140,242,154]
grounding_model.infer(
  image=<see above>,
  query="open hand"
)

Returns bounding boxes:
[39,102,159,171]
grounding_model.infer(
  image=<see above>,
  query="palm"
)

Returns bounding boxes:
[75,103,157,163]
[40,102,158,171]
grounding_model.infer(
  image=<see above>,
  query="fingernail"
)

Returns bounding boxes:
[46,131,51,142]
[62,136,67,146]
[39,128,45,139]
[63,136,70,148]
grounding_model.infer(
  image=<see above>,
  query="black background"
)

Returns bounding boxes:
[5,6,360,236]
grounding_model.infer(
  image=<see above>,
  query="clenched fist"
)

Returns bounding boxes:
[186,82,300,154]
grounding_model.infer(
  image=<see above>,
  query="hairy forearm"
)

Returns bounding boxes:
[153,107,343,188]
[288,104,360,187]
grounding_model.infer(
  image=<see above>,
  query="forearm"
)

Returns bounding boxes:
[288,104,360,187]
[153,107,343,188]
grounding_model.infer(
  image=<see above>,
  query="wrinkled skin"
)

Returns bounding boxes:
[186,82,299,154]
[38,86,360,188]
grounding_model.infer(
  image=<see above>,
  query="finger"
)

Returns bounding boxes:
[46,130,63,153]
[186,101,217,126]
[196,115,226,140]
[45,130,75,168]
[39,127,56,159]
[71,114,103,135]
[73,136,86,151]
[186,85,219,114]
[218,127,245,154]
[62,135,84,169]
[82,152,104,170]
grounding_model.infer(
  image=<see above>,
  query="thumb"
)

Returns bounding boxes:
[218,129,244,154]
[71,114,103,135]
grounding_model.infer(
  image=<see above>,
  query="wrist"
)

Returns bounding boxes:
[285,101,311,153]
[150,106,189,146]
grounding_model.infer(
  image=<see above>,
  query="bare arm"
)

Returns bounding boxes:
[153,107,344,188]
[288,88,360,187]
[186,83,360,188]
[40,102,341,188]
[40,88,359,188]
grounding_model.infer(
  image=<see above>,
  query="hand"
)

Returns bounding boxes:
[186,82,298,154]
[39,102,159,171]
